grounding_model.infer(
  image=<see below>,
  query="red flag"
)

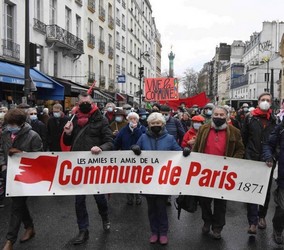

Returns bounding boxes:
[87,80,96,95]
[14,155,58,191]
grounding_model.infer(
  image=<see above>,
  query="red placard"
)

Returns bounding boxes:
[144,78,179,101]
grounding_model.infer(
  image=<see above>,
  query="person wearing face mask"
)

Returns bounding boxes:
[63,92,113,245]
[122,103,132,116]
[110,109,128,137]
[114,112,146,205]
[180,112,191,132]
[241,92,277,235]
[181,115,205,149]
[47,103,69,152]
[201,103,215,124]
[193,106,244,240]
[138,108,149,127]
[27,108,48,151]
[0,108,42,250]
[131,112,190,245]
[236,103,250,128]
[104,102,116,123]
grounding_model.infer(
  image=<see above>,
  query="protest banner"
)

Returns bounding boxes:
[6,151,271,205]
[144,78,179,101]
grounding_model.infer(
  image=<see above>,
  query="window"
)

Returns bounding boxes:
[35,0,42,20]
[109,64,112,79]
[130,82,133,94]
[108,34,112,46]
[49,0,57,24]
[99,60,104,76]
[99,26,104,40]
[76,15,81,38]
[6,4,14,44]
[88,18,93,34]
[65,7,71,32]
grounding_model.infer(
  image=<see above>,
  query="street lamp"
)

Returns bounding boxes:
[262,56,270,92]
[138,51,150,107]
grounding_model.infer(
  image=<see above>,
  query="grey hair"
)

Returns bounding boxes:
[212,106,229,115]
[127,112,139,120]
[147,112,166,125]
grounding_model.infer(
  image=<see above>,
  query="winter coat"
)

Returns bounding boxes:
[136,127,181,151]
[114,123,146,150]
[181,127,197,149]
[193,123,244,158]
[241,113,277,161]
[0,123,43,167]
[30,119,48,151]
[63,109,113,151]
[263,122,284,188]
[47,114,69,151]
[165,117,185,144]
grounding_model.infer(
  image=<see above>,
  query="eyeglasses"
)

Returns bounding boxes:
[29,113,37,115]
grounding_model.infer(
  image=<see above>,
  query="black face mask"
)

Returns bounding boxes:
[79,102,92,114]
[150,126,162,135]
[213,117,226,127]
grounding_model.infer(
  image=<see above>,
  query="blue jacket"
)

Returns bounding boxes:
[114,123,146,150]
[136,128,181,151]
[263,122,284,188]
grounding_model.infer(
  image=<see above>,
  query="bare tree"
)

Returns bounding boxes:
[181,68,199,97]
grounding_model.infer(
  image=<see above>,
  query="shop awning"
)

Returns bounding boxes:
[116,93,126,101]
[0,61,64,100]
[53,77,89,96]
[93,90,114,103]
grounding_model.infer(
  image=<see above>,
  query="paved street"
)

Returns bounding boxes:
[0,187,283,250]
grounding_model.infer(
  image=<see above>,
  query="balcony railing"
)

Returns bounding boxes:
[99,75,106,89]
[46,24,84,55]
[75,0,83,6]
[122,23,126,31]
[99,39,105,54]
[88,72,96,82]
[87,33,95,48]
[108,46,114,59]
[88,0,95,12]
[2,39,20,60]
[116,64,120,74]
[116,17,121,26]
[33,18,46,34]
[121,45,125,53]
[122,0,126,9]
[116,41,120,50]
[99,6,106,22]
[109,79,115,90]
[108,15,114,29]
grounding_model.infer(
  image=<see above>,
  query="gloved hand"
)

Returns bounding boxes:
[183,147,191,157]
[265,158,273,168]
[131,145,141,156]
[8,148,22,156]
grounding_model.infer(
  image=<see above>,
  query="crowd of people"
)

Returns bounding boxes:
[0,91,284,249]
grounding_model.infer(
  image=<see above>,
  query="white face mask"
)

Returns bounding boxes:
[107,107,113,112]
[192,122,202,130]
[30,114,38,121]
[259,101,270,111]
[163,114,170,121]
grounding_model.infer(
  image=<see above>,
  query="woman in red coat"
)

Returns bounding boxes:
[181,115,205,149]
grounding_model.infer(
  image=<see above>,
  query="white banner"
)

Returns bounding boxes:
[6,151,271,205]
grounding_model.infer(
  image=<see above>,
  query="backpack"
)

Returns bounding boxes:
[174,195,198,220]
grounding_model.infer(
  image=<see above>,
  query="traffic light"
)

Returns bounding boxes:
[30,42,40,68]
[139,66,144,78]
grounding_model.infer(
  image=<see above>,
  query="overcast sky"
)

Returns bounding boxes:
[150,0,284,77]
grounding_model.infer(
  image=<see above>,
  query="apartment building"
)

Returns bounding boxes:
[0,0,161,108]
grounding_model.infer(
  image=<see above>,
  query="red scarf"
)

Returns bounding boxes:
[75,105,98,127]
[251,107,272,120]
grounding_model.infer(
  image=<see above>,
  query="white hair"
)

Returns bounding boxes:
[127,112,139,120]
[147,112,166,125]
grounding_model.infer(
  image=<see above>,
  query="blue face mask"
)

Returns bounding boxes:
[7,125,21,134]
[30,115,38,121]
[115,116,123,123]
[140,115,147,120]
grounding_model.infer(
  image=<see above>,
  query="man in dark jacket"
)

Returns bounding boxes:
[63,92,113,245]
[47,103,69,151]
[193,106,244,240]
[242,92,277,234]
[263,121,284,244]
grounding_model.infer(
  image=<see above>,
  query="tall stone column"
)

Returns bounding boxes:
[168,50,175,77]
